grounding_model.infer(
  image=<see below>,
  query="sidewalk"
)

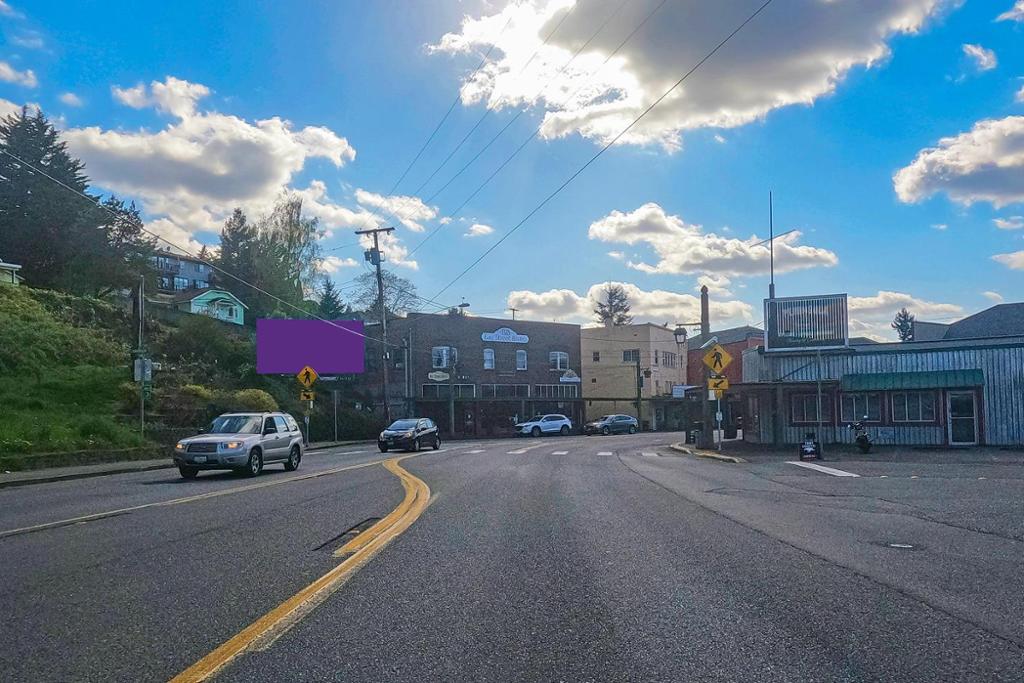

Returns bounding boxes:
[0,440,373,489]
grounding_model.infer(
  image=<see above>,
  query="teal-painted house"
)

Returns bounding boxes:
[170,288,247,326]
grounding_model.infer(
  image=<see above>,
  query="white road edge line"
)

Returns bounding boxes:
[598,452,613,456]
[552,451,569,455]
[641,451,658,457]
[786,461,860,477]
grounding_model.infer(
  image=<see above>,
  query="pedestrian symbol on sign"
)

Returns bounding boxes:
[297,365,319,388]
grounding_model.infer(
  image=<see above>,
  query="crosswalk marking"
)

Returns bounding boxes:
[598,451,613,456]
[467,449,485,454]
[641,451,658,457]
[786,461,860,477]
[552,451,568,455]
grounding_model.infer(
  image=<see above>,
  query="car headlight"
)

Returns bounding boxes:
[175,442,185,451]
[221,441,243,450]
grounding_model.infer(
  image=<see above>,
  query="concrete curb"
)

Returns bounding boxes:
[669,442,746,464]
[0,463,174,489]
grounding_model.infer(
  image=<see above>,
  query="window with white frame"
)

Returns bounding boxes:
[516,349,527,370]
[483,348,495,370]
[422,384,476,398]
[622,349,640,363]
[840,393,881,422]
[549,351,568,371]
[431,346,457,369]
[791,394,832,423]
[534,384,578,398]
[663,351,677,368]
[891,391,936,422]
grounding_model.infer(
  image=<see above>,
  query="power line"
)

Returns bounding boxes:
[406,0,669,258]
[431,0,775,299]
[382,15,513,199]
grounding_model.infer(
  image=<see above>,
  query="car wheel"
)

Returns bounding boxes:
[601,426,610,436]
[628,425,637,434]
[178,466,198,479]
[531,426,541,438]
[432,436,440,450]
[284,445,301,472]
[560,425,569,436]
[379,444,389,453]
[246,448,263,477]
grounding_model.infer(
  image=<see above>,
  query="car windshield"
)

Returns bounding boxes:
[388,420,418,430]
[208,415,262,434]
[530,415,546,422]
[599,416,613,421]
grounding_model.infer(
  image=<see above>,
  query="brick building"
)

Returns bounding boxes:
[365,311,583,437]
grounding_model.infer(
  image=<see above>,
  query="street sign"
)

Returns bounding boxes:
[297,365,319,388]
[300,391,316,401]
[428,371,450,382]
[702,344,733,373]
[133,358,153,382]
[708,375,729,391]
[671,384,686,398]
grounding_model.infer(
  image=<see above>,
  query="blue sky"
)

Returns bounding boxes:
[2,0,1023,338]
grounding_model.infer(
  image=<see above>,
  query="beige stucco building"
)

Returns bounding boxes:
[581,323,688,429]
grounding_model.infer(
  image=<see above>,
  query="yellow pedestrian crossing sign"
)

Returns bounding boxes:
[708,375,729,392]
[297,365,318,388]
[702,344,733,373]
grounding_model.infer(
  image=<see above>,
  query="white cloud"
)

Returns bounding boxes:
[11,32,44,49]
[588,202,837,276]
[713,134,726,144]
[1017,85,1024,103]
[696,273,733,297]
[997,1,1024,22]
[931,223,948,230]
[0,97,19,118]
[59,92,83,107]
[0,1,18,17]
[962,44,997,72]
[363,229,418,270]
[318,255,359,273]
[439,216,453,225]
[993,250,1024,270]
[62,75,361,259]
[147,218,205,255]
[607,250,625,260]
[894,116,1024,208]
[982,291,1004,303]
[0,61,37,88]
[354,188,436,232]
[463,222,494,237]
[111,83,149,108]
[847,290,963,339]
[432,0,946,150]
[292,181,379,233]
[507,281,753,326]
[994,216,1024,230]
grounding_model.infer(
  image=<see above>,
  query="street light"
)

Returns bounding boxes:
[673,325,688,345]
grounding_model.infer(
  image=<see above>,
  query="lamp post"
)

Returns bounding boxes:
[673,325,688,432]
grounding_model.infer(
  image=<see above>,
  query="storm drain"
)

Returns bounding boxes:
[313,517,380,552]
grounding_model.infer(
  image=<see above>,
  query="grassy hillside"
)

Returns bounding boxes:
[0,286,144,455]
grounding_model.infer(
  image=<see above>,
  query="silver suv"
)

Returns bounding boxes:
[173,412,304,479]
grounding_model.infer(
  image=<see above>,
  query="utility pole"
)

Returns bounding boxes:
[356,226,395,423]
[768,191,775,300]
[508,307,519,321]
[137,275,145,437]
[635,356,643,430]
[699,285,713,449]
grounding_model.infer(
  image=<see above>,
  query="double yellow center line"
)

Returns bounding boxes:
[169,457,431,682]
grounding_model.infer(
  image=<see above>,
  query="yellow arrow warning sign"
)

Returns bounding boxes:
[708,375,729,392]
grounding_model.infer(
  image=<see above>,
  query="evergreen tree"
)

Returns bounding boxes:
[892,307,915,342]
[594,284,633,326]
[0,107,153,295]
[317,279,346,320]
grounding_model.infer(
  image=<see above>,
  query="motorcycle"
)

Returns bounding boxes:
[850,418,872,453]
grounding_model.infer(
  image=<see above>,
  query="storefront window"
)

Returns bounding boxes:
[840,393,881,422]
[891,391,935,422]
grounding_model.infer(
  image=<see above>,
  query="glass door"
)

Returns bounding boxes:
[947,392,978,446]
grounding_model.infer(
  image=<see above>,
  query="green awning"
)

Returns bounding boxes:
[840,369,984,392]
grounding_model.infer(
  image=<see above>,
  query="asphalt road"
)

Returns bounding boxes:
[1,433,1022,681]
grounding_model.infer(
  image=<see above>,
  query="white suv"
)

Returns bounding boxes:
[515,414,573,437]
[173,412,304,479]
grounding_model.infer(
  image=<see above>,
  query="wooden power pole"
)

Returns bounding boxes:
[355,226,395,423]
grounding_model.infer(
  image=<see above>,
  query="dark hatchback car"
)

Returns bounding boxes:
[379,417,441,452]
[584,414,639,436]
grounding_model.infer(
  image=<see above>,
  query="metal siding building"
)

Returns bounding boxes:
[740,337,1024,446]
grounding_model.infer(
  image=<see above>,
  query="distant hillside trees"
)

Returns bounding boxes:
[0,107,155,296]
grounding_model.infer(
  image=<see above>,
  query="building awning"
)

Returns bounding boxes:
[840,369,984,391]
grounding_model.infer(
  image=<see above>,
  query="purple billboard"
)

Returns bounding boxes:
[256,319,366,375]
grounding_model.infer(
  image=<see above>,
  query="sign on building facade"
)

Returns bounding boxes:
[764,294,848,351]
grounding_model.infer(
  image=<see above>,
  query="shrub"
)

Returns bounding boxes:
[227,389,278,412]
